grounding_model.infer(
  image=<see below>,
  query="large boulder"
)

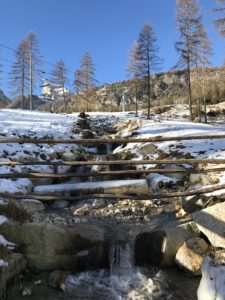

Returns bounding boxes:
[135,220,199,267]
[1,221,108,271]
[175,237,209,275]
[192,202,225,248]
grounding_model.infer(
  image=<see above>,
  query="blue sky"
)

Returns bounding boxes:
[0,0,224,96]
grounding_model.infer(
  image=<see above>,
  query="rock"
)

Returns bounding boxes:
[182,195,207,214]
[139,143,157,155]
[189,174,213,186]
[52,200,70,209]
[76,118,90,130]
[78,112,88,119]
[162,164,189,181]
[48,270,68,289]
[1,221,108,271]
[20,199,45,213]
[135,220,199,267]
[74,204,90,216]
[92,199,106,209]
[62,151,82,162]
[175,237,209,275]
[192,202,225,248]
[22,287,32,296]
[81,130,95,139]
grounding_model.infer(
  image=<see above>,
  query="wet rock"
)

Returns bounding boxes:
[192,202,225,248]
[1,221,108,271]
[175,237,209,275]
[48,270,68,289]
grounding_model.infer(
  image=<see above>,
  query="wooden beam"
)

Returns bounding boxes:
[2,182,225,201]
[1,167,225,179]
[1,158,225,166]
[1,134,225,144]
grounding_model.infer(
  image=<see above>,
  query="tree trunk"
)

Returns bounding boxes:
[29,49,33,110]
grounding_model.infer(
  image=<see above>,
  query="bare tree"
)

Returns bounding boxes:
[137,22,162,119]
[76,52,97,111]
[73,69,83,94]
[50,59,68,111]
[79,52,97,92]
[175,0,202,120]
[127,41,142,117]
[9,39,29,109]
[214,0,225,37]
[25,32,42,110]
[198,27,213,123]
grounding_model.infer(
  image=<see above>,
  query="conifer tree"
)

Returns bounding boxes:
[9,39,29,109]
[214,0,225,37]
[50,59,68,111]
[175,0,203,120]
[73,69,83,94]
[79,52,97,92]
[127,41,142,116]
[137,22,162,119]
[25,32,42,110]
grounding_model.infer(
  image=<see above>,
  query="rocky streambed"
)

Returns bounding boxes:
[1,111,225,299]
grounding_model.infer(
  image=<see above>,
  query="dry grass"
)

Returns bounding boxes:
[0,200,30,223]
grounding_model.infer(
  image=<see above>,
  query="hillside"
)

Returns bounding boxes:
[40,67,225,113]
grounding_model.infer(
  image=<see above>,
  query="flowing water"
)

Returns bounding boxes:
[65,240,199,300]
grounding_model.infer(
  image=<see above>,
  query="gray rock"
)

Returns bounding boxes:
[1,221,108,271]
[20,199,45,213]
[192,202,225,248]
[52,200,70,209]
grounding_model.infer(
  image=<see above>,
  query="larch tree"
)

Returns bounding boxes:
[77,52,97,111]
[79,52,97,92]
[73,69,83,94]
[137,22,162,119]
[126,41,142,117]
[25,32,42,110]
[9,39,29,109]
[175,0,202,120]
[214,0,225,37]
[197,26,213,123]
[50,59,68,111]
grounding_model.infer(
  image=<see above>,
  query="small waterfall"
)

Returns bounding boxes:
[110,241,133,276]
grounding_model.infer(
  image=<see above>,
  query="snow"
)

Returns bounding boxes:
[0,234,15,250]
[0,216,7,225]
[198,256,225,300]
[0,178,32,195]
[0,259,8,268]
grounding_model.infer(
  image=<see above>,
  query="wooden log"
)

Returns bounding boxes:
[1,167,225,179]
[1,182,225,201]
[1,158,225,166]
[1,134,225,144]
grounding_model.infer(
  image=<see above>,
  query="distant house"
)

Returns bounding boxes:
[40,82,69,101]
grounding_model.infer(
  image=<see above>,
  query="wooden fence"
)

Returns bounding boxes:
[1,135,225,201]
